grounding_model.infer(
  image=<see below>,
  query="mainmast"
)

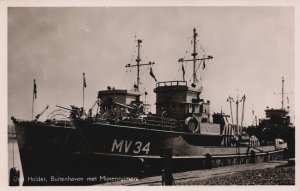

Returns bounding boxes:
[274,76,288,110]
[125,39,155,91]
[282,77,284,109]
[236,98,239,136]
[178,28,213,87]
[136,39,142,88]
[192,28,198,84]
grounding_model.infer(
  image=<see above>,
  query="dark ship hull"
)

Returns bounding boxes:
[12,117,286,186]
[12,119,89,185]
[74,119,287,177]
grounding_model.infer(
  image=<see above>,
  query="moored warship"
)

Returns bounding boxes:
[73,28,288,180]
[11,28,289,186]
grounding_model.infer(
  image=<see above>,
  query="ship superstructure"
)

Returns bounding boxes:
[73,28,287,180]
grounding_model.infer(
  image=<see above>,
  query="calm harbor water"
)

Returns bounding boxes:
[8,137,24,185]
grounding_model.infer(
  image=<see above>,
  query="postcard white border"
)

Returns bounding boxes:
[0,0,299,191]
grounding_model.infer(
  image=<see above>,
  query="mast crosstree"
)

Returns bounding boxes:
[178,28,213,86]
[125,39,155,91]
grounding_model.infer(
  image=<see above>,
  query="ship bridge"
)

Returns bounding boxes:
[154,80,210,121]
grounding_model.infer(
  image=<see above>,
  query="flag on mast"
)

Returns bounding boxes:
[33,79,37,99]
[182,63,185,81]
[149,67,157,82]
[83,73,87,88]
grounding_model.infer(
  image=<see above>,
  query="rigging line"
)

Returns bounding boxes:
[141,69,146,89]
[184,40,193,59]
[188,71,193,83]
[188,59,203,83]
[195,59,203,74]
[140,66,148,91]
[178,35,194,81]
[182,36,193,60]
[146,66,151,83]
[174,62,182,80]
[128,41,138,63]
[201,67,207,84]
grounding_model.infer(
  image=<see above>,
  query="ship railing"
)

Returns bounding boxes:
[120,120,182,130]
[156,81,187,87]
[146,116,177,123]
[145,116,183,130]
[119,116,183,131]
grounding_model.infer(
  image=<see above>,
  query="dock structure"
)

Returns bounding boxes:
[103,160,290,186]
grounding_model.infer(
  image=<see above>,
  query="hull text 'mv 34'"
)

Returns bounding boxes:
[73,28,287,181]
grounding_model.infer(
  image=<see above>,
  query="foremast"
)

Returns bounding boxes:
[125,39,155,91]
[92,38,156,120]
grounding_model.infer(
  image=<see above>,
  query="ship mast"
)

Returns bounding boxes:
[178,28,213,86]
[192,28,197,84]
[240,95,246,130]
[236,98,239,136]
[274,76,288,110]
[136,39,142,88]
[227,96,234,124]
[125,39,155,91]
[282,77,284,109]
[228,93,244,136]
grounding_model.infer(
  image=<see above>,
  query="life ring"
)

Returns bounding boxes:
[184,117,199,133]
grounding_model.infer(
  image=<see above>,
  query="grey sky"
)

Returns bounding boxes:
[8,7,294,125]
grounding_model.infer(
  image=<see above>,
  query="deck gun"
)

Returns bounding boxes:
[35,105,49,121]
[115,102,135,110]
[56,105,72,111]
[56,105,84,119]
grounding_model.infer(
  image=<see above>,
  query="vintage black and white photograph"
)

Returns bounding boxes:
[7,5,295,186]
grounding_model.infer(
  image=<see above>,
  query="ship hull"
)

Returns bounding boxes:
[73,120,287,178]
[13,120,87,185]
[75,120,282,156]
[13,119,287,185]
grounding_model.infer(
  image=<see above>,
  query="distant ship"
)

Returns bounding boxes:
[247,77,295,158]
[11,28,288,186]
